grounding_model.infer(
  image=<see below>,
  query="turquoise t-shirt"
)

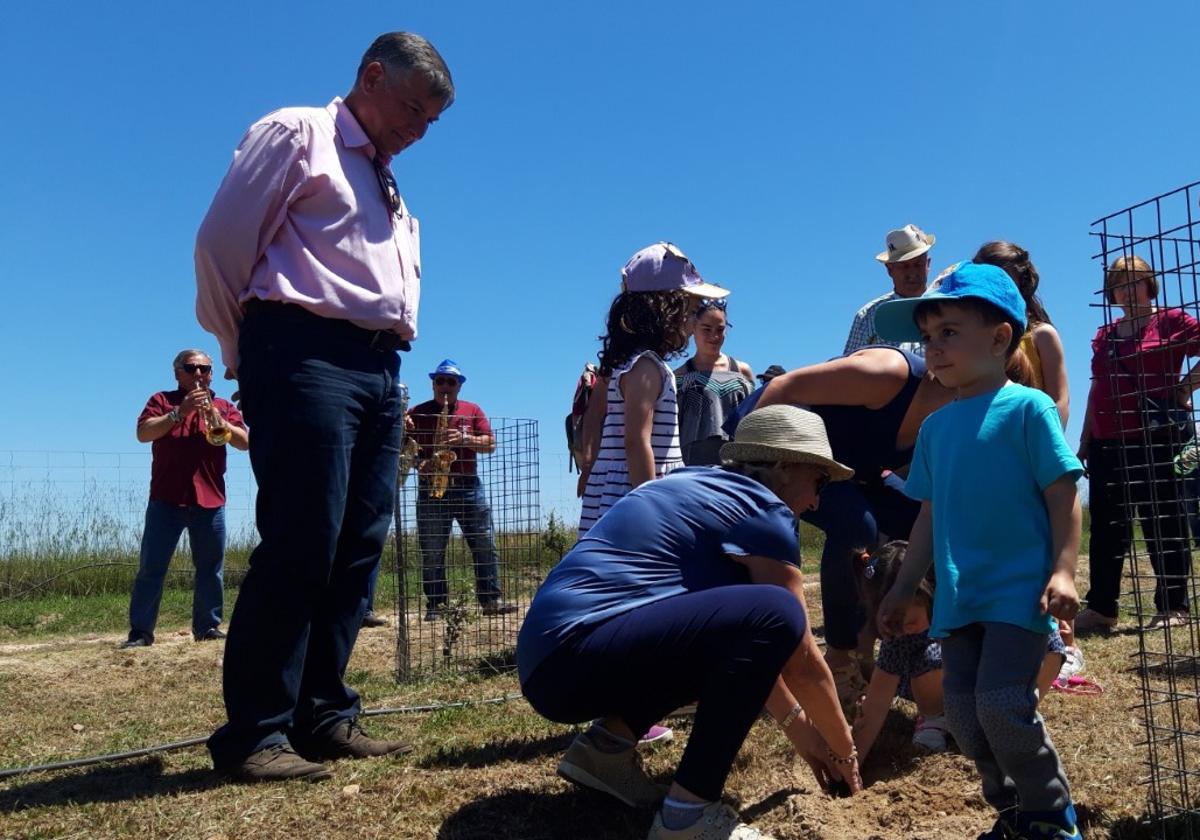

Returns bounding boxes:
[904,384,1083,638]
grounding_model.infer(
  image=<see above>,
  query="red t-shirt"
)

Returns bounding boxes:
[408,399,492,476]
[1088,308,1200,441]
[138,390,247,507]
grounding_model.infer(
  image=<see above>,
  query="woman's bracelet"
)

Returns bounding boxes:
[778,703,803,731]
[827,746,859,765]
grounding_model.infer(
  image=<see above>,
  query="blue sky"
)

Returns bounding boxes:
[3,1,1199,525]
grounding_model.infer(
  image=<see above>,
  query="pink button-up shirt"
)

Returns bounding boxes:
[195,98,421,373]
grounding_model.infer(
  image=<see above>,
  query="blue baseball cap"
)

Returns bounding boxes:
[874,261,1027,344]
[429,359,466,383]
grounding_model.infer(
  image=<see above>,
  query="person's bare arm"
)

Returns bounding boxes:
[877,502,934,637]
[734,554,860,793]
[1041,475,1082,621]
[852,668,901,763]
[756,349,909,411]
[1033,325,1070,427]
[578,375,608,468]
[620,357,661,488]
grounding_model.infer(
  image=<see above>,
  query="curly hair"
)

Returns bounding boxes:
[854,540,935,637]
[974,241,1051,326]
[597,289,693,376]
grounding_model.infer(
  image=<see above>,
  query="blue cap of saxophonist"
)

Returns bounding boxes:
[428,358,467,384]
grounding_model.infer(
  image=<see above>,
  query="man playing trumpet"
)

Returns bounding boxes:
[122,350,248,649]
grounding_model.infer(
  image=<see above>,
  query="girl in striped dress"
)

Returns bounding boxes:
[578,242,731,537]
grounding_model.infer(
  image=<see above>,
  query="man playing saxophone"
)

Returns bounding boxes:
[122,350,248,649]
[408,359,516,621]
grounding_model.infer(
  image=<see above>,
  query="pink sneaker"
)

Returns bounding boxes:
[638,725,674,746]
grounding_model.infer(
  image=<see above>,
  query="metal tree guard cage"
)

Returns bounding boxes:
[1092,180,1200,836]
[391,415,543,681]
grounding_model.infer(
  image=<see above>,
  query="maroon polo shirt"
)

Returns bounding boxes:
[138,390,247,508]
[408,399,492,477]
[1088,308,1200,440]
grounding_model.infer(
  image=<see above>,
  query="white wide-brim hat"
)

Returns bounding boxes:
[720,404,854,481]
[876,224,936,263]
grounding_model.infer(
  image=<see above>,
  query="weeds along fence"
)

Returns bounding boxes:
[1092,180,1200,837]
[0,445,572,605]
[0,450,260,599]
[392,417,557,681]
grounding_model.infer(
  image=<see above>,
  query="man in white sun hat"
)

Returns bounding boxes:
[843,224,935,357]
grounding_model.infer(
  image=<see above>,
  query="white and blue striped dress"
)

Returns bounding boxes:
[578,351,684,537]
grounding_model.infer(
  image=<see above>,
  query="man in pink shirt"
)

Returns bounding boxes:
[195,32,454,783]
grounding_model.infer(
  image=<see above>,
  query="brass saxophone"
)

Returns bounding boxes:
[199,388,232,447]
[398,434,420,485]
[429,396,457,499]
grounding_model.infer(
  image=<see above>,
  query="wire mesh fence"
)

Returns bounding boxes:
[391,415,545,681]
[1091,180,1200,836]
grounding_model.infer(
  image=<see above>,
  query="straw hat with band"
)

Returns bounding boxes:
[720,405,854,481]
[876,224,936,264]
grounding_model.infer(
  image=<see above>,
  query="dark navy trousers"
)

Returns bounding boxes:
[208,310,403,768]
[522,585,806,801]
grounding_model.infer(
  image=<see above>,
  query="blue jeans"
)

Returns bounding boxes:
[128,500,225,641]
[417,477,501,606]
[800,474,921,650]
[208,309,403,769]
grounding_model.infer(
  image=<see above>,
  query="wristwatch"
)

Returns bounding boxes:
[168,407,183,424]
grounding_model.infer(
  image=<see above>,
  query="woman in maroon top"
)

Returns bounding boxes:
[1077,256,1200,632]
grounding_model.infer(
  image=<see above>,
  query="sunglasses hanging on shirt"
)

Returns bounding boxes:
[373,157,403,218]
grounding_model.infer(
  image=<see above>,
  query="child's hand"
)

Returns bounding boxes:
[1040,570,1080,621]
[876,589,915,639]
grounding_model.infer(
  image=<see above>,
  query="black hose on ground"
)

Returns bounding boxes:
[0,693,524,781]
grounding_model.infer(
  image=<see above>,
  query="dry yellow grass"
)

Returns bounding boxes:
[0,559,1189,839]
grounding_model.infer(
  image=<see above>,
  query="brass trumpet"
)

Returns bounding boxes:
[198,388,231,447]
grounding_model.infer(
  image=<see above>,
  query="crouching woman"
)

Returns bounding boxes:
[517,405,861,840]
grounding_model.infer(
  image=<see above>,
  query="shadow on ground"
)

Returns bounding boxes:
[0,757,217,813]
[437,787,653,840]
[418,731,577,770]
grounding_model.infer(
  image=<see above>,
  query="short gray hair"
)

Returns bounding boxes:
[357,32,455,108]
[173,349,211,369]
[722,460,794,496]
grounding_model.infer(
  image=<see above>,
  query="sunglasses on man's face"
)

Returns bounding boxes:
[815,473,831,494]
[434,377,460,387]
[180,364,212,375]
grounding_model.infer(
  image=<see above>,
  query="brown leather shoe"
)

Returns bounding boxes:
[294,719,413,762]
[225,744,332,783]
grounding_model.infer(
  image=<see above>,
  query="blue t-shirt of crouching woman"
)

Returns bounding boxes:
[903,384,1083,639]
[517,466,803,684]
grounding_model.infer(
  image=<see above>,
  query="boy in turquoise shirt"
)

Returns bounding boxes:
[874,262,1085,840]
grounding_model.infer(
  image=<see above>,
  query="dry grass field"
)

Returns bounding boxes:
[0,557,1192,840]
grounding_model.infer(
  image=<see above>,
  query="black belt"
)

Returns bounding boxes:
[243,300,411,353]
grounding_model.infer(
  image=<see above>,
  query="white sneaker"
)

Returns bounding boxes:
[912,714,949,753]
[1058,645,1085,680]
[647,802,777,839]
